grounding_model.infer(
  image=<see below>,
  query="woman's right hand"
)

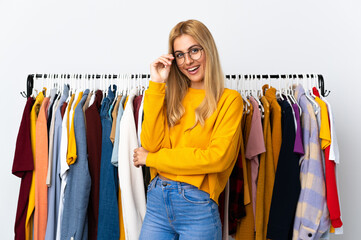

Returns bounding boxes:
[150,54,174,83]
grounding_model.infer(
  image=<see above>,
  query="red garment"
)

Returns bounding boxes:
[133,95,143,133]
[12,97,35,240]
[85,90,103,240]
[312,87,343,228]
[60,102,68,118]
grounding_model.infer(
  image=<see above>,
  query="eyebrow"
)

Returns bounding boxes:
[174,44,201,53]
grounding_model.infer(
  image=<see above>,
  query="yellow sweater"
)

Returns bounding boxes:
[141,81,243,204]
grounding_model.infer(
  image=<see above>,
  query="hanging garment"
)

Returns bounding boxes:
[235,99,254,240]
[46,93,60,186]
[292,104,304,155]
[45,85,69,240]
[110,95,122,143]
[67,91,83,166]
[34,96,50,240]
[267,99,301,240]
[118,87,146,240]
[263,85,282,170]
[12,97,35,240]
[246,96,266,224]
[83,90,93,113]
[85,90,103,240]
[61,90,91,240]
[110,94,126,167]
[292,85,330,240]
[97,85,120,240]
[255,96,275,240]
[26,91,44,240]
[322,97,343,235]
[56,93,75,240]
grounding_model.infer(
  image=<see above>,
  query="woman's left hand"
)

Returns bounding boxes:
[133,147,149,168]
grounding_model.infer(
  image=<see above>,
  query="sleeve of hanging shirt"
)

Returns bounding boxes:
[146,95,243,175]
[140,81,169,152]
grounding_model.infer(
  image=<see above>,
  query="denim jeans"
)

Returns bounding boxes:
[139,176,222,240]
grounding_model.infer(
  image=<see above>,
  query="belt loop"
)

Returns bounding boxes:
[154,175,159,188]
[177,182,182,194]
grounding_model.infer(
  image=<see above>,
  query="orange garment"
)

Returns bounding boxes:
[263,85,282,170]
[255,97,275,240]
[34,97,50,240]
[242,99,252,205]
[67,92,83,165]
[235,101,255,240]
[26,91,44,240]
[118,188,125,240]
[110,95,122,143]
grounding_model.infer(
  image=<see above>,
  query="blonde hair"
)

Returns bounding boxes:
[166,19,224,128]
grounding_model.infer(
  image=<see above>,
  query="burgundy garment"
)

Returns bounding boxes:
[85,90,103,240]
[228,147,246,234]
[12,97,35,240]
[133,95,143,133]
[60,102,68,119]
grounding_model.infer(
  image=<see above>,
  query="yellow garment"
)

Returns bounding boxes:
[142,81,243,204]
[26,92,44,240]
[255,97,275,240]
[263,85,282,170]
[235,101,254,240]
[67,92,83,165]
[314,97,331,149]
[124,95,129,108]
[110,95,122,143]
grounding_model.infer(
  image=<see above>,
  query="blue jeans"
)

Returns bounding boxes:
[139,176,222,240]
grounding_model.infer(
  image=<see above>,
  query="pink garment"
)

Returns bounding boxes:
[245,96,266,227]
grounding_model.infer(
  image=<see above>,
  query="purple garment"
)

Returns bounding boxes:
[292,104,304,155]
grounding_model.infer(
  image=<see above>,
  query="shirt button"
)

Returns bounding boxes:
[308,233,312,237]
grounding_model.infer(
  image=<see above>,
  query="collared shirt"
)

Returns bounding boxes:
[293,85,330,240]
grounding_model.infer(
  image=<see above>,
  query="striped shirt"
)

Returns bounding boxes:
[293,85,330,240]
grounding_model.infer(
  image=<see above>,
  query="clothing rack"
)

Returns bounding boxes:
[23,73,330,98]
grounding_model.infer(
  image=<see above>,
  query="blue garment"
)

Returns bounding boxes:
[110,94,127,167]
[97,85,120,240]
[61,89,91,240]
[45,85,69,240]
[139,176,222,240]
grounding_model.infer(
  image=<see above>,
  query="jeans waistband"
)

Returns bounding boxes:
[152,175,197,191]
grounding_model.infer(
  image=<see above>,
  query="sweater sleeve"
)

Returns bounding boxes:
[140,81,169,153]
[146,95,243,175]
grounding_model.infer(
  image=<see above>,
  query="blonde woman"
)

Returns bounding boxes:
[133,19,243,240]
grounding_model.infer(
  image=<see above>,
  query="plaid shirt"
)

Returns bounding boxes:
[293,85,330,240]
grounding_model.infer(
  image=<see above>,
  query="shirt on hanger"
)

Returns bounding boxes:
[12,97,35,240]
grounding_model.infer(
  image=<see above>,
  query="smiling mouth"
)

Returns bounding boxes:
[187,66,200,73]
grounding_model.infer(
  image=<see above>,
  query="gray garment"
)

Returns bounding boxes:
[45,85,69,240]
[61,89,91,240]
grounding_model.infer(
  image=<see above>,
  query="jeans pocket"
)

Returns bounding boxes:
[147,177,157,193]
[181,188,210,204]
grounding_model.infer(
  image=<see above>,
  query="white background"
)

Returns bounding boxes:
[1,0,360,239]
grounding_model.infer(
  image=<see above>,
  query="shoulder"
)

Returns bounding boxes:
[218,88,243,110]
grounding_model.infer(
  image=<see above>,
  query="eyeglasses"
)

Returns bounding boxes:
[173,46,203,65]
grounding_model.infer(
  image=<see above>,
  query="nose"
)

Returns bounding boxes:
[184,53,193,65]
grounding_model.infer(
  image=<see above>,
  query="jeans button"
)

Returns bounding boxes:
[162,181,167,186]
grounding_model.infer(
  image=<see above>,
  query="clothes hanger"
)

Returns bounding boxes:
[276,75,284,100]
[250,75,264,117]
[302,74,319,115]
[238,75,250,114]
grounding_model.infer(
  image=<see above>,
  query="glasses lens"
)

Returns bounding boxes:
[190,47,202,60]
[175,52,185,65]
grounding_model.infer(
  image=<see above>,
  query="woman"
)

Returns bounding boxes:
[133,19,243,240]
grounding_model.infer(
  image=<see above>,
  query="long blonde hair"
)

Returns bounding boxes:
[167,19,224,128]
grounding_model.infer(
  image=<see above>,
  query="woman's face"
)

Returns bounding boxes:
[173,34,206,89]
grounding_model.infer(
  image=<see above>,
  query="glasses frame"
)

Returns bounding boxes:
[173,46,204,65]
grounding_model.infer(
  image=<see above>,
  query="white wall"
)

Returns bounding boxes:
[1,0,360,239]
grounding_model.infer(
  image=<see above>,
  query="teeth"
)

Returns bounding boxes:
[188,66,199,71]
